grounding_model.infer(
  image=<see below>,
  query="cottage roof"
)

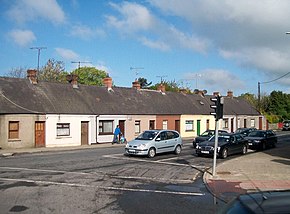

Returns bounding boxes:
[0,77,260,116]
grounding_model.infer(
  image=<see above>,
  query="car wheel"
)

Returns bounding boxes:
[148,147,156,158]
[221,148,228,159]
[241,145,247,155]
[174,145,181,155]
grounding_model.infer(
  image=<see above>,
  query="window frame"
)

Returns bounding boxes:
[56,123,70,137]
[185,120,194,131]
[8,121,19,139]
[99,120,114,135]
[135,120,141,134]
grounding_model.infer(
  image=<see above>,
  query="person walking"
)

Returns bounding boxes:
[112,125,121,144]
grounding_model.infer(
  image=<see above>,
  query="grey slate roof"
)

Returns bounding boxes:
[0,77,260,116]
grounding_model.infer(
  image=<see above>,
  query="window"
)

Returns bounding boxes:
[149,120,155,130]
[57,123,70,136]
[99,120,113,134]
[250,119,255,127]
[223,119,229,128]
[162,120,168,130]
[135,120,141,134]
[9,121,19,139]
[185,120,194,131]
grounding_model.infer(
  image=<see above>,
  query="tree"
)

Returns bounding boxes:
[38,58,68,82]
[138,77,152,88]
[72,67,107,86]
[6,67,27,78]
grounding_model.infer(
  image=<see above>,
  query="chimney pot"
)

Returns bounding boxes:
[103,76,113,89]
[227,90,233,98]
[157,84,166,93]
[132,80,141,90]
[27,69,38,84]
[213,91,220,96]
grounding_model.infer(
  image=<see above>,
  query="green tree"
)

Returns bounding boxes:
[138,77,152,88]
[72,67,107,86]
[38,58,68,82]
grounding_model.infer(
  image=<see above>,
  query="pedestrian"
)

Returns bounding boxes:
[120,133,127,144]
[112,125,121,144]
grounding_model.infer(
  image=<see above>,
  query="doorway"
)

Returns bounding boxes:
[81,121,89,145]
[35,121,45,148]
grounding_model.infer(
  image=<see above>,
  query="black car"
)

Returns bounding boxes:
[282,120,290,131]
[219,190,290,214]
[245,130,277,150]
[192,129,228,148]
[235,127,257,136]
[195,133,248,159]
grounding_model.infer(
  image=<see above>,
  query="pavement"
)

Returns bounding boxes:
[1,142,290,203]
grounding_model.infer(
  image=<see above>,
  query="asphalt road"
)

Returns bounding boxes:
[0,132,289,214]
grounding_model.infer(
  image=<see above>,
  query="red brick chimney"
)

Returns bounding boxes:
[132,80,141,90]
[157,84,166,93]
[103,76,113,90]
[227,90,233,98]
[66,74,78,88]
[27,69,38,84]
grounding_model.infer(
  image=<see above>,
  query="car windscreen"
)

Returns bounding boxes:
[136,131,158,140]
[248,131,266,137]
[200,131,213,136]
[209,135,230,142]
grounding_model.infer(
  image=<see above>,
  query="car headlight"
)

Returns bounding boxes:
[254,140,261,143]
[137,144,147,149]
[217,146,221,152]
[196,145,201,149]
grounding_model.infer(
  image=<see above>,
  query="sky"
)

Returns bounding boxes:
[1,0,290,96]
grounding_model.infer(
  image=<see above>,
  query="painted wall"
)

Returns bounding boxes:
[45,114,96,147]
[180,115,215,138]
[0,114,46,149]
[96,115,156,143]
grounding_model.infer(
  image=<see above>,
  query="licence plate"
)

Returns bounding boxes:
[129,149,135,152]
[201,151,209,154]
[248,143,252,145]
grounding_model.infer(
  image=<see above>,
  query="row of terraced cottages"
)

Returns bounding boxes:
[0,70,266,149]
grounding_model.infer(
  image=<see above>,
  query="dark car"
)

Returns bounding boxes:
[282,120,290,131]
[235,127,257,136]
[192,129,228,148]
[219,190,290,214]
[195,133,248,159]
[245,130,277,150]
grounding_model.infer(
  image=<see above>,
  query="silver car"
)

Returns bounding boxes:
[125,130,183,158]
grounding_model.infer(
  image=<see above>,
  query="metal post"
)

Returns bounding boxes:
[258,82,261,112]
[212,119,219,176]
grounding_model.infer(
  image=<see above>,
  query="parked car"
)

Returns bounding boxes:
[192,129,228,148]
[245,130,277,150]
[125,130,183,158]
[234,127,257,136]
[282,120,290,131]
[195,133,248,159]
[219,190,290,214]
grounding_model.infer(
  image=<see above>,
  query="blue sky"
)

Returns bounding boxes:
[1,0,290,96]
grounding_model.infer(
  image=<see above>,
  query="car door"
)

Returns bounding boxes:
[166,131,179,152]
[155,131,168,153]
[229,135,242,154]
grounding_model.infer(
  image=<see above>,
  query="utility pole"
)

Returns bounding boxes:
[30,47,47,72]
[71,61,91,69]
[130,67,144,80]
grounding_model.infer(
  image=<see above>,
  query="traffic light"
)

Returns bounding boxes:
[210,96,224,121]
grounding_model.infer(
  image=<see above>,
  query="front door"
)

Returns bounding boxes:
[197,120,201,136]
[119,120,125,137]
[81,121,88,145]
[175,120,180,132]
[35,122,45,148]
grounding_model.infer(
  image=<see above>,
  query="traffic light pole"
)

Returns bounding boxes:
[212,119,219,176]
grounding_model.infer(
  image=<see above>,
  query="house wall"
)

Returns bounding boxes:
[0,114,46,149]
[180,115,215,138]
[96,115,156,143]
[156,115,181,131]
[45,114,96,147]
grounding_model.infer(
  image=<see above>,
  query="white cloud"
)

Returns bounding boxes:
[8,29,36,47]
[106,1,209,53]
[55,48,79,61]
[184,69,245,95]
[7,0,65,25]
[70,24,106,40]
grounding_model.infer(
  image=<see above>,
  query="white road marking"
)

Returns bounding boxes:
[103,154,190,167]
[0,177,204,196]
[0,166,90,175]
[110,175,192,183]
